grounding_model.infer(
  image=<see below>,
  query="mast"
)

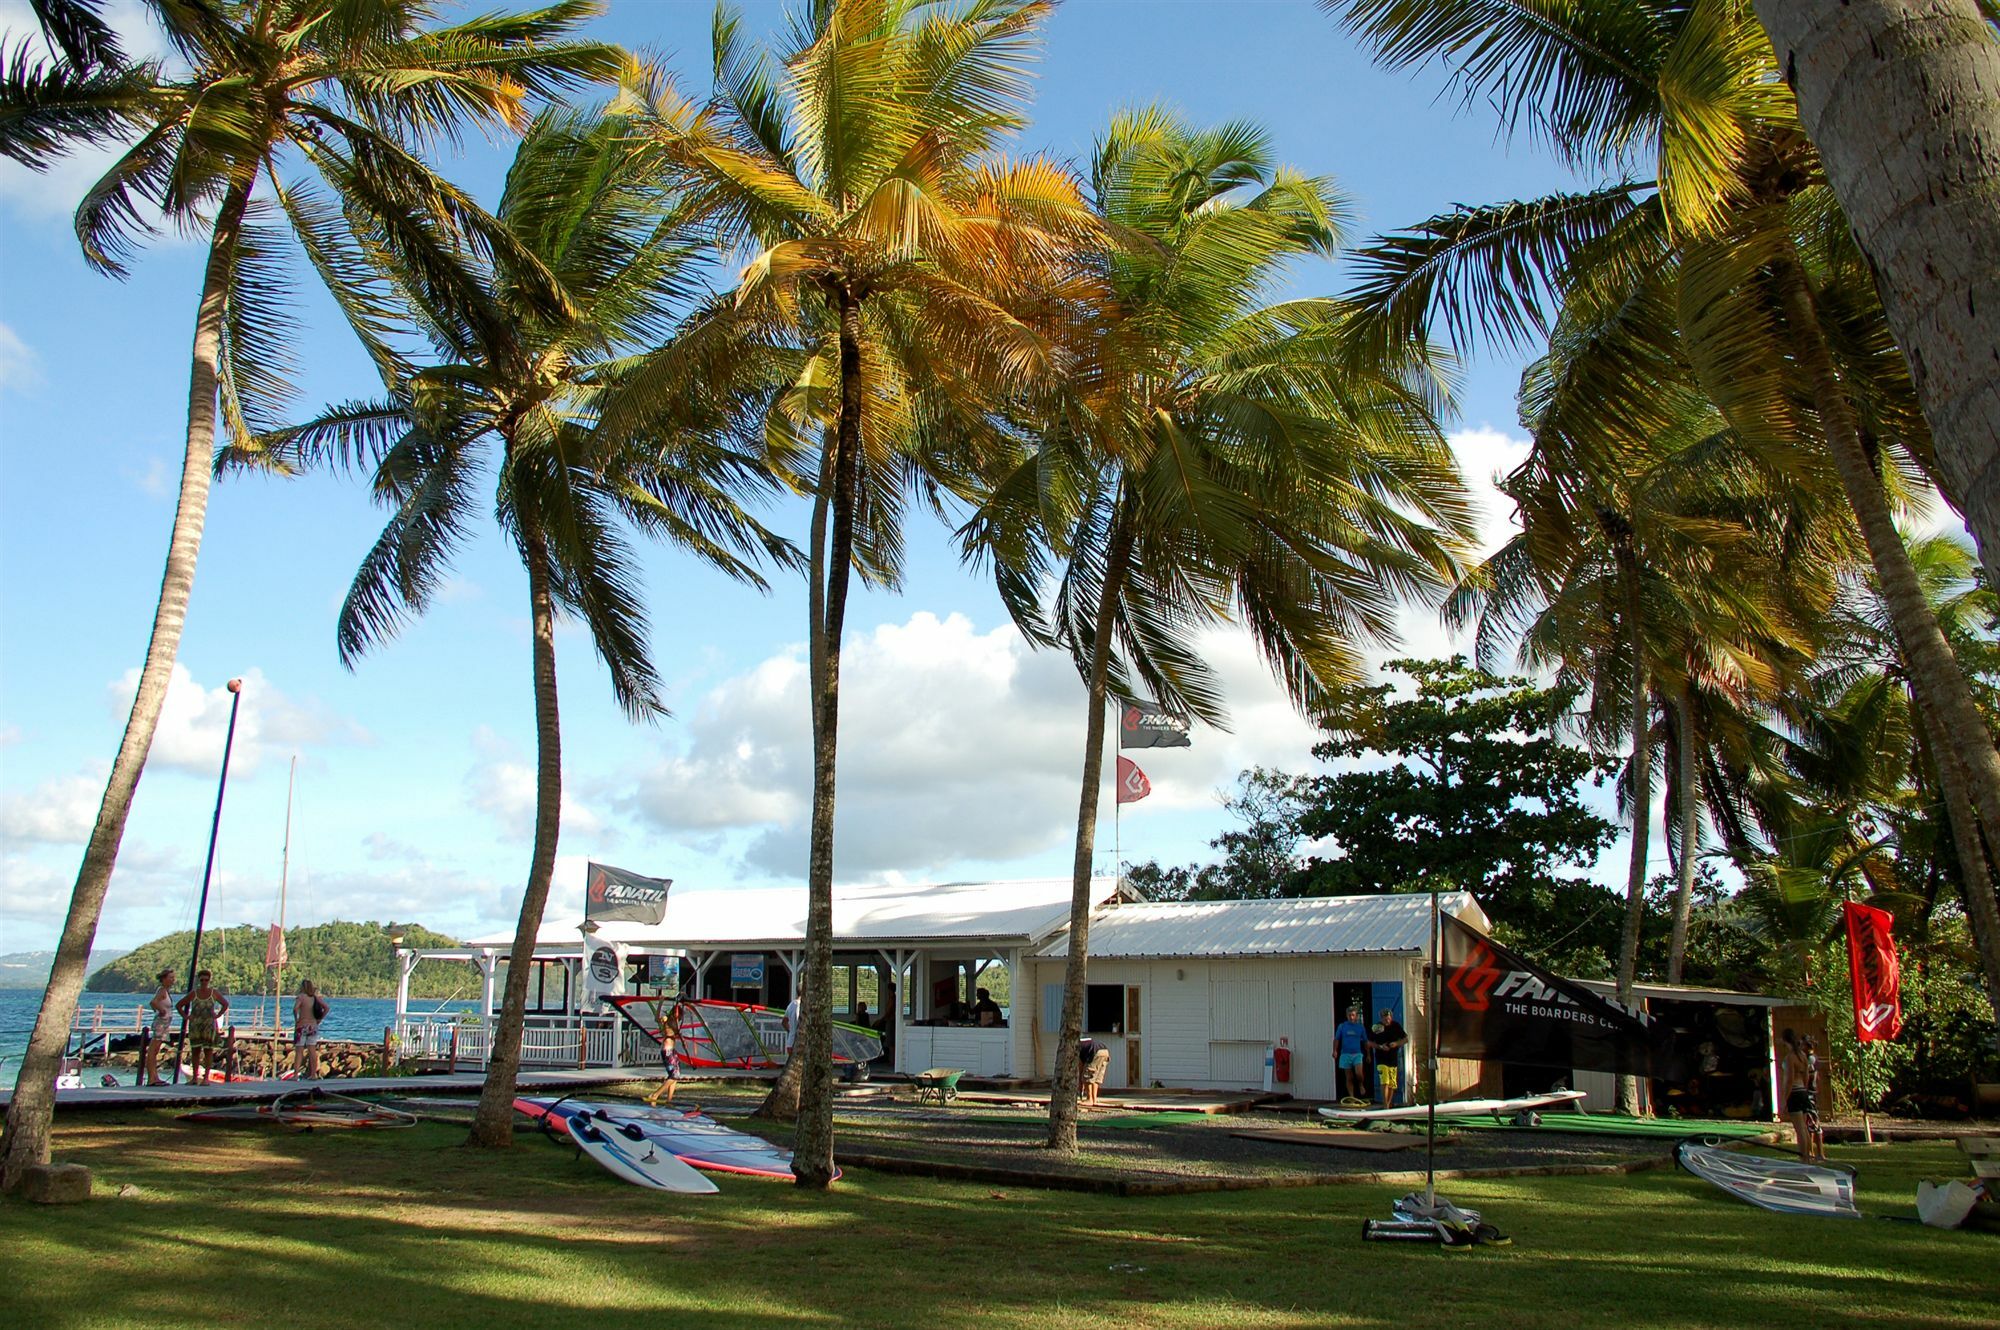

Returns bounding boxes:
[1425,885,1440,1206]
[173,678,245,1084]
[272,755,295,1059]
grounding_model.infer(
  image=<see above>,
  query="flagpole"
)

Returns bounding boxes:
[1426,884,1440,1207]
[1840,879,1873,1147]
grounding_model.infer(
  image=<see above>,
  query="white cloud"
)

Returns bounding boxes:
[106,664,372,778]
[0,767,107,844]
[0,321,40,394]
[620,611,1333,882]
[0,725,22,748]
[123,455,176,499]
[463,727,604,840]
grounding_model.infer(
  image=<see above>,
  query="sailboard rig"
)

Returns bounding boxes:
[180,1088,416,1130]
[1676,1140,1859,1218]
[608,996,883,1069]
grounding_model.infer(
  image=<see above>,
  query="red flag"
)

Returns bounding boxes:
[1842,901,1901,1042]
[264,922,288,969]
[1115,756,1151,804]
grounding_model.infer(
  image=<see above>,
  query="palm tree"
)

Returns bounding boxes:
[1325,0,2000,1019]
[964,109,1474,1151]
[604,0,1096,1188]
[1754,2,2000,584]
[228,110,795,1148]
[0,0,617,1190]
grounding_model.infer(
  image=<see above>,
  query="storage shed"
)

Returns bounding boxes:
[1025,892,1489,1097]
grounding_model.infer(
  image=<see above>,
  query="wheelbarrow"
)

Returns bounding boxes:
[913,1067,965,1107]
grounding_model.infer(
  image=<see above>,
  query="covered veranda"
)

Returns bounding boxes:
[392,877,1130,1076]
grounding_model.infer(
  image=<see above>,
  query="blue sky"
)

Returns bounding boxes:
[0,0,1621,957]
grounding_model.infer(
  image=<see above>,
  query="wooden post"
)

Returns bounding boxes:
[224,1026,237,1080]
[382,1026,394,1073]
[576,1024,588,1070]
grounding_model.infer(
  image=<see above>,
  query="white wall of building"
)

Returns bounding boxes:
[1019,954,1424,1093]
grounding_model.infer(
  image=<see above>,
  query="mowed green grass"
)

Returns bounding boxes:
[0,1115,1992,1329]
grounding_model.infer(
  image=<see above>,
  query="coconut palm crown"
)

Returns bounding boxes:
[965,107,1476,1152]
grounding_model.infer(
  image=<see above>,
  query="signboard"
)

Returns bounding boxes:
[1436,912,1668,1079]
[584,862,671,926]
[730,954,766,987]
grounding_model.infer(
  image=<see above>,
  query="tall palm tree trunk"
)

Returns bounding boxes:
[1918,717,2000,1030]
[753,451,838,1126]
[1046,506,1134,1155]
[1774,257,2000,987]
[790,287,867,1190]
[1757,0,2000,584]
[1667,686,1701,983]
[470,515,565,1148]
[0,177,250,1190]
[1613,552,1650,1117]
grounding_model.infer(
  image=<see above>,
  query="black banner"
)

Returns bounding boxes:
[1119,700,1191,749]
[584,862,671,926]
[1436,913,1669,1079]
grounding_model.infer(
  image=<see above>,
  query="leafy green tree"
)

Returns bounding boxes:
[0,0,617,1191]
[967,110,1472,1152]
[235,111,792,1149]
[610,0,1097,1186]
[1294,658,1623,974]
[1324,0,2000,1027]
[1126,768,1313,902]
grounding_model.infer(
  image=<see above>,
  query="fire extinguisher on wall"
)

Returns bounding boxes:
[1273,1037,1292,1084]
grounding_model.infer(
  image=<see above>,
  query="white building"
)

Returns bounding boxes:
[392,878,1487,1094]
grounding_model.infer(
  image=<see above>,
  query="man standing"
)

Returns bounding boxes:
[1334,1006,1370,1103]
[1369,1007,1407,1108]
[783,988,802,1055]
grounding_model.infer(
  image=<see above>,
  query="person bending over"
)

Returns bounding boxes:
[1077,1037,1111,1109]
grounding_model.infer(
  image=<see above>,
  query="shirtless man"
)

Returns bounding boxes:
[1780,1028,1826,1163]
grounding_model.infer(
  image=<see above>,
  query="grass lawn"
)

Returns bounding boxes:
[1,1113,1993,1329]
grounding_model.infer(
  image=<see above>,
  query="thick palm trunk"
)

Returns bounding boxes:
[469,517,565,1147]
[1046,508,1135,1155]
[1916,716,2000,1031]
[1757,1,2000,584]
[1774,260,2000,1006]
[1667,687,1700,983]
[0,178,250,1190]
[789,289,866,1189]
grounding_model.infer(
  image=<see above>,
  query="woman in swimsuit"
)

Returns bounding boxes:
[176,970,229,1084]
[141,968,175,1086]
[293,979,326,1080]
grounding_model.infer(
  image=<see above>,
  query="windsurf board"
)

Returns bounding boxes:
[515,1097,718,1194]
[1317,1089,1587,1124]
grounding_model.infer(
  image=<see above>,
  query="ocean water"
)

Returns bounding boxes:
[0,988,482,1080]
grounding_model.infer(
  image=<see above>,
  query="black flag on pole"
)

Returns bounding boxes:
[1436,912,1669,1079]
[1118,700,1191,749]
[584,862,672,926]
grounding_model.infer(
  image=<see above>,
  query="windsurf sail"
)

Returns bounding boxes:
[1676,1140,1859,1218]
[610,996,882,1069]
[1319,1090,1586,1124]
[180,1088,416,1129]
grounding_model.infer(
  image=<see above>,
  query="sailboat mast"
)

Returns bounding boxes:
[270,754,295,1046]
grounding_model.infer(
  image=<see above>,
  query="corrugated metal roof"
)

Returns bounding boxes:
[461,876,1126,952]
[1035,891,1489,960]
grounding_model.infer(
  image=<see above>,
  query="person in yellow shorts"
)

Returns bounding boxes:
[1369,1007,1408,1108]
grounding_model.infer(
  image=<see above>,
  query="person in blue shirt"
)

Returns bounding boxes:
[1334,1007,1370,1101]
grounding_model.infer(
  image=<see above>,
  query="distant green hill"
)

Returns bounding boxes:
[87,921,465,998]
[1,949,129,989]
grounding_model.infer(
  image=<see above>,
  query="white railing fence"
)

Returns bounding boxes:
[394,1015,620,1068]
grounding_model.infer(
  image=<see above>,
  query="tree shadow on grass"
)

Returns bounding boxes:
[0,1120,1992,1330]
